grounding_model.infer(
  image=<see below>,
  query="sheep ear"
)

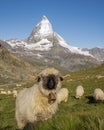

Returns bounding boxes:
[60,76,63,81]
[37,76,41,82]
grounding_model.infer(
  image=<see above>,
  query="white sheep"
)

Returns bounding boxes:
[75,85,84,99]
[7,90,12,95]
[57,88,69,104]
[13,90,18,98]
[15,68,63,129]
[93,88,104,102]
[0,90,7,95]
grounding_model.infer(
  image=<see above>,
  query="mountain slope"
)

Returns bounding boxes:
[83,47,104,61]
[0,40,36,85]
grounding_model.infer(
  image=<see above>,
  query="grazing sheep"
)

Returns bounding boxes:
[93,88,104,102]
[75,85,84,99]
[0,90,7,95]
[15,68,63,129]
[57,88,69,104]
[13,90,18,98]
[7,90,12,95]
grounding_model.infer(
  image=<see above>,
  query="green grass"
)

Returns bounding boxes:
[0,64,104,130]
[0,95,17,130]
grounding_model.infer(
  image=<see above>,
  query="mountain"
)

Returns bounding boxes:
[2,16,102,71]
[82,47,104,62]
[0,40,37,85]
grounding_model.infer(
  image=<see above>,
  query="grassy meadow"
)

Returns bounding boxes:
[0,64,104,130]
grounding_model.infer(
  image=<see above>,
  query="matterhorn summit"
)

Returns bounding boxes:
[27,15,53,43]
[37,15,53,35]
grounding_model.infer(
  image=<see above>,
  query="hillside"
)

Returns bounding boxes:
[0,40,37,86]
[0,64,104,130]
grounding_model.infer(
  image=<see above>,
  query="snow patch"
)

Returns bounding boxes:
[6,39,27,48]
[25,39,53,51]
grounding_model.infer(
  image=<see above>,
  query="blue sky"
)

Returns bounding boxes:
[0,0,104,48]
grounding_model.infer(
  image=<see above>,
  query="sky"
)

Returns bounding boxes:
[0,0,104,48]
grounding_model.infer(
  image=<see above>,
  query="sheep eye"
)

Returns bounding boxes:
[60,77,63,81]
[37,76,41,82]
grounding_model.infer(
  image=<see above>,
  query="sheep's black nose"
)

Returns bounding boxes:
[46,75,56,90]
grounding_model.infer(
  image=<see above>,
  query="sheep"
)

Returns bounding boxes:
[93,88,104,102]
[13,90,18,98]
[0,90,7,95]
[57,88,69,104]
[75,85,84,99]
[15,68,63,129]
[7,90,12,95]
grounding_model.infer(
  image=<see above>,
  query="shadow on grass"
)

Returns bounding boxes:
[23,122,40,130]
[86,96,104,104]
[86,96,95,104]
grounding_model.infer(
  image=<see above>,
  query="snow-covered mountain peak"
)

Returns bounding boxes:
[26,16,53,43]
[37,15,53,35]
[36,15,53,35]
[41,15,49,22]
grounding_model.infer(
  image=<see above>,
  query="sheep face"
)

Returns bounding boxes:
[37,68,63,98]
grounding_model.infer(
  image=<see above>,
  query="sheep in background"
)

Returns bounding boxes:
[57,88,69,104]
[93,88,104,102]
[13,90,18,98]
[0,90,7,95]
[7,90,12,95]
[75,85,84,99]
